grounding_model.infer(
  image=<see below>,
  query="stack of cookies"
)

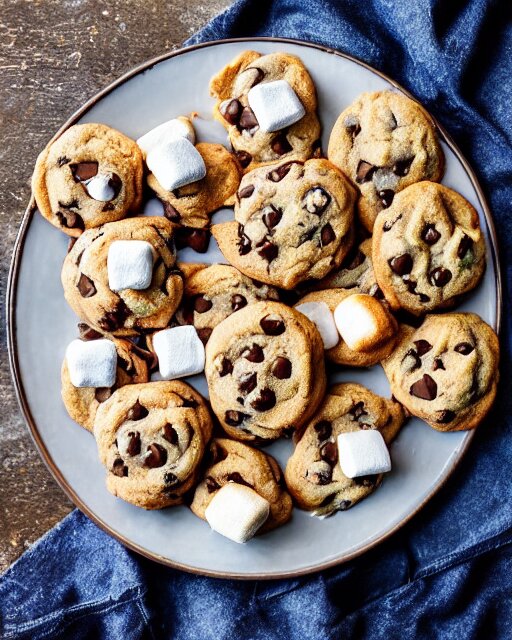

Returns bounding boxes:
[32,49,500,544]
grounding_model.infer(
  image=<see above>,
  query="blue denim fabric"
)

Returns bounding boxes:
[2,1,512,638]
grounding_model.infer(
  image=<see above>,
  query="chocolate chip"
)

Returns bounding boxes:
[163,423,178,445]
[246,66,265,87]
[432,358,445,371]
[320,223,335,247]
[127,431,141,456]
[378,189,395,208]
[393,157,413,177]
[175,228,210,253]
[108,174,122,199]
[242,343,264,362]
[219,357,233,377]
[144,443,167,468]
[78,322,102,340]
[56,210,84,230]
[177,395,198,408]
[349,402,368,421]
[231,294,247,311]
[227,472,252,488]
[239,106,258,129]
[389,253,413,276]
[209,441,228,465]
[338,500,352,511]
[220,98,242,125]
[197,328,213,345]
[320,441,338,466]
[262,205,282,230]
[437,410,455,424]
[356,160,375,183]
[403,348,421,372]
[194,295,212,313]
[271,133,292,156]
[418,293,431,302]
[70,161,98,181]
[250,388,276,412]
[414,340,433,357]
[260,314,285,335]
[238,372,257,394]
[354,474,378,487]
[206,476,220,493]
[238,184,255,199]
[126,400,148,421]
[257,240,278,262]
[303,187,331,215]
[430,267,452,287]
[421,224,441,245]
[369,284,385,299]
[271,356,292,379]
[238,229,252,255]
[225,410,246,426]
[410,374,437,400]
[112,458,128,477]
[314,420,332,441]
[383,214,402,232]
[235,150,252,168]
[267,161,298,182]
[98,301,130,332]
[457,234,473,259]
[163,202,181,222]
[95,387,112,403]
[164,472,179,486]
[57,156,70,167]
[77,273,97,298]
[454,342,474,355]
[345,120,361,140]
[308,467,332,485]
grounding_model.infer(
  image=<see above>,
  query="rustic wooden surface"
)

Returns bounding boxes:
[0,0,229,573]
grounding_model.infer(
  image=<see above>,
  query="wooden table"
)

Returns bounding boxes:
[0,0,229,573]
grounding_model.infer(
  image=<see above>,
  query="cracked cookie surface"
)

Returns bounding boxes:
[33,123,144,236]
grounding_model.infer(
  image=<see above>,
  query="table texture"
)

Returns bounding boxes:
[0,0,229,573]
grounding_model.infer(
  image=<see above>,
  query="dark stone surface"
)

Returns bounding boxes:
[0,0,229,573]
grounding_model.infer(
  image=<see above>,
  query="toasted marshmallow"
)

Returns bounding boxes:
[334,293,396,352]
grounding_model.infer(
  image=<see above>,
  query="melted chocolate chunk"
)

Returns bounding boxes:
[77,273,97,298]
[262,205,282,230]
[221,98,242,125]
[393,157,413,177]
[260,314,285,335]
[144,443,167,468]
[421,224,441,245]
[356,160,375,184]
[239,106,258,129]
[454,342,474,355]
[163,423,179,445]
[349,402,368,421]
[70,161,98,181]
[266,161,298,182]
[378,189,395,208]
[219,357,233,377]
[271,133,292,156]
[250,388,276,412]
[437,410,455,424]
[271,356,292,379]
[98,301,130,332]
[430,267,452,287]
[175,228,210,253]
[226,472,253,488]
[304,187,331,215]
[235,150,252,168]
[354,474,378,487]
[197,327,213,345]
[206,476,220,493]
[410,374,437,400]
[164,472,179,486]
[126,431,141,456]
[238,230,252,255]
[242,343,264,363]
[95,387,112,403]
[224,410,246,426]
[209,441,228,465]
[78,322,102,340]
[308,467,332,485]
[238,372,257,394]
[345,120,361,140]
[126,400,148,421]
[320,441,338,466]
[194,295,212,313]
[320,223,335,247]
[432,358,445,371]
[314,420,332,441]
[56,210,84,230]
[231,294,247,312]
[414,339,433,357]
[257,240,278,262]
[238,184,255,199]
[457,234,473,259]
[389,253,413,276]
[403,348,421,372]
[163,202,181,222]
[112,458,128,477]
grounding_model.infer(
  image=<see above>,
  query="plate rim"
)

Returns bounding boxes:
[7,36,503,580]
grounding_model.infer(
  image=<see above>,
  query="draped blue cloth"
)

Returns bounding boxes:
[2,1,511,638]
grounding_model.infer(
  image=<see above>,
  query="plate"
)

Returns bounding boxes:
[8,38,502,579]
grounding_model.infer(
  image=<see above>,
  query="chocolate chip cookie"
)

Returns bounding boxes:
[205,301,326,442]
[212,159,356,290]
[62,217,183,336]
[148,142,242,228]
[210,51,321,171]
[382,313,499,432]
[285,383,405,516]
[175,264,279,345]
[295,289,398,367]
[94,380,213,509]
[33,123,144,236]
[328,91,444,232]
[190,438,292,533]
[372,182,486,315]
[62,330,152,432]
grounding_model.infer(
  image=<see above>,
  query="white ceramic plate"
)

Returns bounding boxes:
[8,38,501,579]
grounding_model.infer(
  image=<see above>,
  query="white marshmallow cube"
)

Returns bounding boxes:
[85,174,116,202]
[247,80,306,133]
[205,483,270,544]
[146,137,206,191]
[153,325,205,380]
[136,117,195,155]
[66,339,117,388]
[334,293,391,352]
[295,301,339,349]
[337,430,391,479]
[107,240,155,292]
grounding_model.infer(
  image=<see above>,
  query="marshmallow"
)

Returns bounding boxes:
[153,325,205,380]
[146,138,206,191]
[333,293,395,352]
[247,80,306,133]
[337,430,391,478]
[85,174,116,201]
[295,301,339,349]
[66,338,117,388]
[136,117,195,155]
[107,240,155,292]
[205,483,270,544]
